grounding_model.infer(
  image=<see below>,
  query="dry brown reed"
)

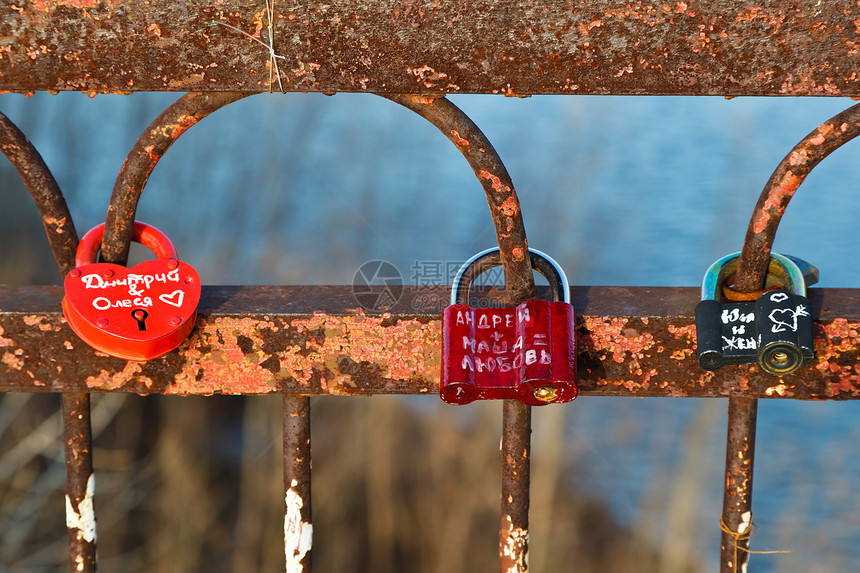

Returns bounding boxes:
[0,393,708,572]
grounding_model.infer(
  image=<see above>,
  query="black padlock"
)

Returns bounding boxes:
[695,252,815,375]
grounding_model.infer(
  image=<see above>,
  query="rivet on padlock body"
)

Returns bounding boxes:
[441,248,577,406]
[695,252,815,376]
[62,221,201,361]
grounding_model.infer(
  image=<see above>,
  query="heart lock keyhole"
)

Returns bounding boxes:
[131,309,149,331]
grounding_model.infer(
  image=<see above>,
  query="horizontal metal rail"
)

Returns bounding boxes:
[2,285,859,399]
[1,1,859,96]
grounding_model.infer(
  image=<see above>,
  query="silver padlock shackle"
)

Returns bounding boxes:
[450,247,570,306]
[701,251,806,301]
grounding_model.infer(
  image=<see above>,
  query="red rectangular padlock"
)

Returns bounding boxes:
[441,300,577,405]
[440,248,577,406]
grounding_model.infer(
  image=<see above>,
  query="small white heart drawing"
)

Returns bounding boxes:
[159,290,185,308]
[769,292,789,303]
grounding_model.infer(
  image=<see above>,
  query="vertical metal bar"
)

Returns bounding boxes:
[0,111,96,571]
[500,399,531,573]
[283,395,312,573]
[62,393,97,573]
[720,398,757,573]
[381,94,538,571]
[720,104,860,573]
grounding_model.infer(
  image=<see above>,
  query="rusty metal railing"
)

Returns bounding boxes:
[3,2,859,96]
[3,92,860,573]
[2,3,860,569]
[2,91,543,572]
[720,103,860,573]
[0,110,97,570]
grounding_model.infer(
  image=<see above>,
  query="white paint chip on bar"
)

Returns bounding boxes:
[285,480,313,573]
[65,473,97,543]
[737,511,752,573]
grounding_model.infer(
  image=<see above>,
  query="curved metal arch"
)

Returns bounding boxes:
[735,102,860,291]
[102,92,537,304]
[377,94,535,573]
[0,111,79,276]
[102,91,538,573]
[379,95,536,304]
[102,91,252,264]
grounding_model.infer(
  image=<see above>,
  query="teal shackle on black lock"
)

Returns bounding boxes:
[695,252,816,376]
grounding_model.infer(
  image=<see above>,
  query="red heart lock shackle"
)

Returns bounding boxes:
[62,221,201,361]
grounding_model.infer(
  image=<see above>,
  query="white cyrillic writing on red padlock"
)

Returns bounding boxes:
[441,299,576,406]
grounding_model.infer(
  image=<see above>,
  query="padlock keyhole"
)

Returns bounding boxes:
[131,309,149,331]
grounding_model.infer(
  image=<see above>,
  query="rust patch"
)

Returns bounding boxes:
[3,1,860,95]
[450,129,469,147]
[499,196,520,218]
[480,170,512,193]
[32,0,124,12]
[816,319,860,397]
[582,316,655,364]
[85,360,147,391]
[752,171,801,234]
[3,286,860,400]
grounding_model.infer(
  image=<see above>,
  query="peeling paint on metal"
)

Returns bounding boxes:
[815,319,860,397]
[284,480,312,573]
[0,326,13,347]
[43,215,67,234]
[500,514,528,573]
[499,196,520,218]
[85,360,147,391]
[450,129,469,147]
[752,171,801,234]
[582,316,655,369]
[737,511,752,573]
[65,473,96,544]
[3,1,860,94]
[480,170,512,193]
[764,383,788,397]
[2,350,24,370]
[170,312,441,395]
[4,286,860,400]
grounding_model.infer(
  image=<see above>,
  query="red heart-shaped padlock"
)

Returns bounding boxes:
[62,222,201,361]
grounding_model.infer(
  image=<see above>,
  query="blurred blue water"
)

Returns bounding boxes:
[2,92,860,571]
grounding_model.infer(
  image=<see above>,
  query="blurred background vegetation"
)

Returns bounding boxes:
[2,92,860,571]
